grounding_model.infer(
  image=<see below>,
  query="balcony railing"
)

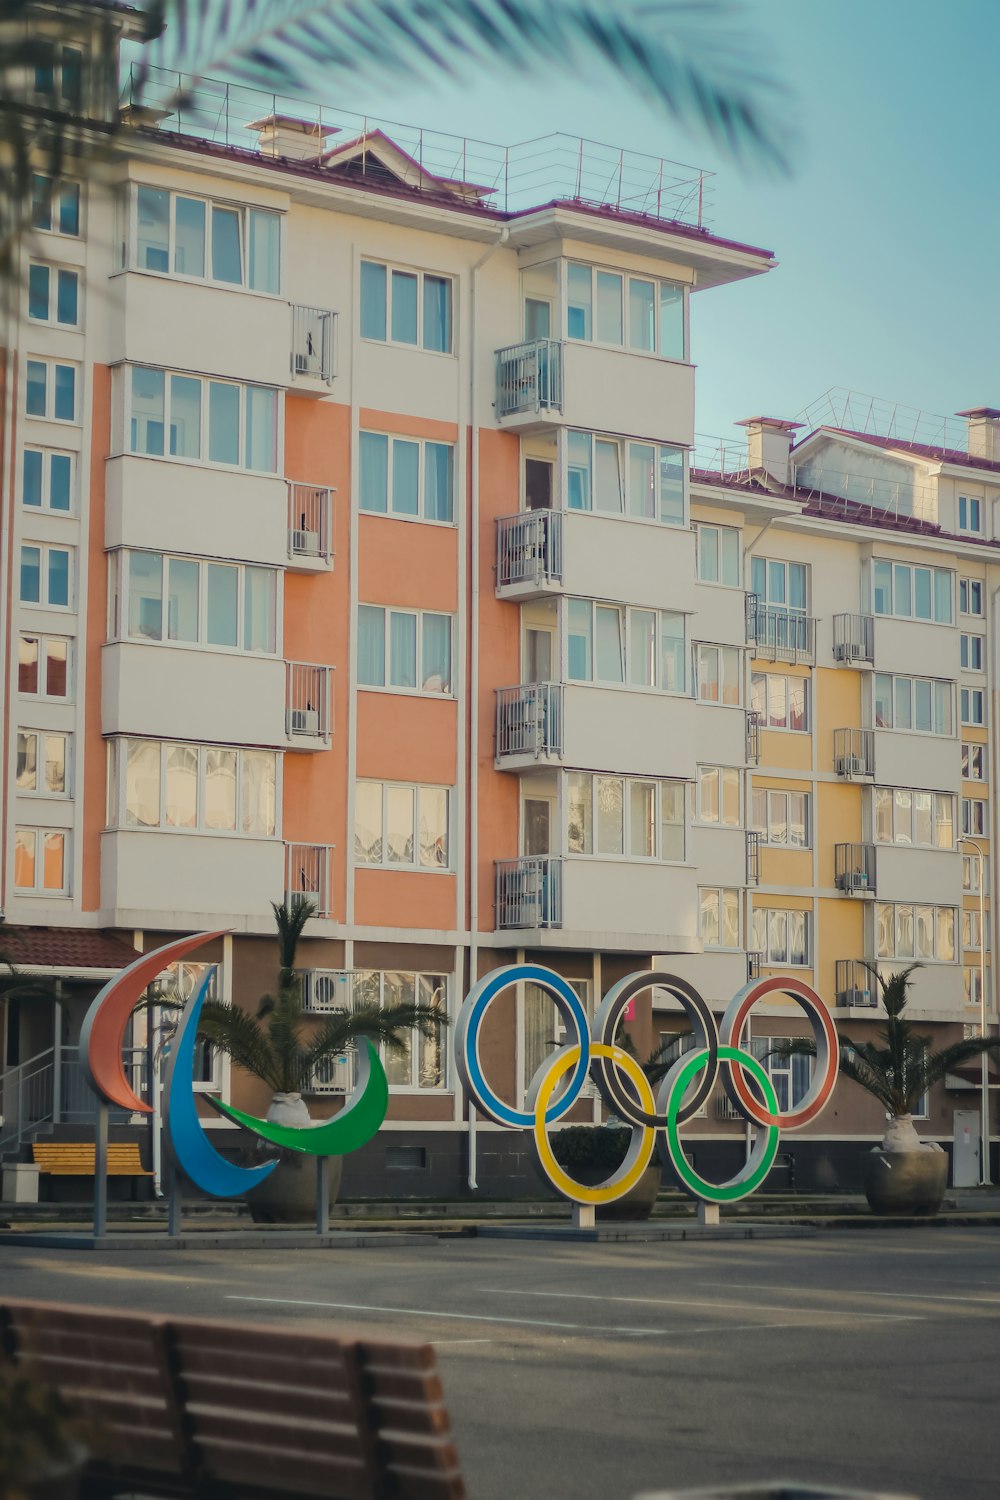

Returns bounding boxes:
[300,968,356,1013]
[746,950,764,981]
[496,339,563,418]
[286,662,333,741]
[832,612,875,664]
[833,727,874,779]
[495,856,563,929]
[746,596,816,663]
[496,510,563,590]
[745,709,762,766]
[287,481,334,563]
[835,959,877,1009]
[835,843,876,897]
[290,304,335,384]
[285,843,334,918]
[495,683,563,760]
[746,831,761,887]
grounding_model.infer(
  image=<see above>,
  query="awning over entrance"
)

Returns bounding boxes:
[0,926,139,978]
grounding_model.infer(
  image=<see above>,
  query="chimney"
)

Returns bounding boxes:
[735,417,803,487]
[247,114,339,162]
[956,407,1000,464]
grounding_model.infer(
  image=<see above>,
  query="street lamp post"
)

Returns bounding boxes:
[959,836,992,1186]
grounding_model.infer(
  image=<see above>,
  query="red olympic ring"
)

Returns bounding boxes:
[719,976,839,1130]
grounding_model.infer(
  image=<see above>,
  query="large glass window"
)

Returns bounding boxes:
[14,828,68,893]
[355,782,450,869]
[360,260,453,353]
[128,366,278,473]
[872,560,953,623]
[133,185,280,292]
[751,908,809,967]
[697,766,741,827]
[566,773,684,861]
[339,971,448,1091]
[567,600,686,692]
[359,431,454,522]
[875,787,954,849]
[24,359,77,422]
[19,544,71,608]
[357,606,453,694]
[751,787,809,847]
[565,430,686,526]
[876,902,957,962]
[696,643,742,706]
[874,674,953,735]
[750,672,809,732]
[115,740,278,836]
[119,551,276,654]
[566,262,686,359]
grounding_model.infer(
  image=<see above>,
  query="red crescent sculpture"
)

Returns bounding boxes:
[79,931,228,1113]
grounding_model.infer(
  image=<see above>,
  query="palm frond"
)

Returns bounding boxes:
[143,0,791,168]
[196,998,283,1093]
[270,897,316,983]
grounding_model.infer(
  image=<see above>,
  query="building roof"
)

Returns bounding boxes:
[813,427,1000,476]
[0,926,139,971]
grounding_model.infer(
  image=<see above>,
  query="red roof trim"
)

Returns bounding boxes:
[0,927,140,971]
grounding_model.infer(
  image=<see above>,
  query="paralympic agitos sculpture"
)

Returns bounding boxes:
[456,964,839,1207]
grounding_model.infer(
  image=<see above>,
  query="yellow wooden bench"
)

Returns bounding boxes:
[32,1142,152,1177]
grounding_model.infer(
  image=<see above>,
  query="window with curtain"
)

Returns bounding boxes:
[355,782,450,870]
[357,607,453,694]
[360,260,453,352]
[566,774,685,861]
[132,185,280,292]
[359,431,454,522]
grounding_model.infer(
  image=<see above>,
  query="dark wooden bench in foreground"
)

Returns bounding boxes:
[32,1142,153,1178]
[0,1296,465,1500]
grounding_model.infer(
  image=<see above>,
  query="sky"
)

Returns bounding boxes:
[144,1,1000,447]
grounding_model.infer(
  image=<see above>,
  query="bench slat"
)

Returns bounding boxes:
[32,1143,151,1176]
[183,1371,355,1426]
[370,1396,454,1437]
[192,1435,371,1499]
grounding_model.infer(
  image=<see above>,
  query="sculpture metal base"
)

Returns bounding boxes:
[697,1202,720,1227]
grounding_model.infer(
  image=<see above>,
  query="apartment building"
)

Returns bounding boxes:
[1,2,996,1197]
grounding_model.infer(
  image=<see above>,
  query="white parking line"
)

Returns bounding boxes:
[482,1287,922,1321]
[697,1280,1000,1306]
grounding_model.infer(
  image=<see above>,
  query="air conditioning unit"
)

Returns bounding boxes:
[835,754,867,777]
[834,640,864,662]
[836,988,872,1008]
[716,1094,743,1121]
[290,707,320,735]
[838,870,870,893]
[291,528,321,555]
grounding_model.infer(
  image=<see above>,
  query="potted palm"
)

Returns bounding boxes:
[776,965,1000,1215]
[191,899,446,1222]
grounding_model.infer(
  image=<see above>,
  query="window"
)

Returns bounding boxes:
[112,551,277,654]
[962,909,989,952]
[958,495,983,535]
[964,964,991,1009]
[872,561,953,623]
[695,643,742,706]
[697,524,741,586]
[127,366,279,473]
[697,767,741,828]
[750,557,808,615]
[357,606,453,694]
[27,264,79,327]
[959,578,983,616]
[963,742,986,782]
[565,430,685,525]
[110,740,278,836]
[876,902,956,962]
[33,46,82,109]
[750,672,809,732]
[961,633,985,672]
[360,260,452,353]
[354,782,450,869]
[129,186,281,292]
[566,262,685,359]
[962,798,987,837]
[700,888,741,949]
[31,174,81,237]
[962,688,985,727]
[751,1036,813,1113]
[874,788,955,849]
[14,828,68,894]
[15,731,68,795]
[359,432,454,522]
[17,635,70,699]
[351,971,448,1090]
[523,978,591,1101]
[566,773,685,861]
[963,854,989,894]
[20,543,72,608]
[874,674,953,735]
[567,600,685,691]
[751,908,810,967]
[25,359,77,422]
[22,447,74,512]
[751,787,810,847]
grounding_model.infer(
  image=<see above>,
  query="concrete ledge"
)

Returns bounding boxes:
[0,1229,432,1251]
[476,1222,818,1242]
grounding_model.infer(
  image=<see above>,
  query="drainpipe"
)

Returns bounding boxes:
[466,224,509,1190]
[986,581,1000,1182]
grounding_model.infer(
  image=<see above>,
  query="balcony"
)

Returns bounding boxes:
[746,831,761,887]
[746,597,816,664]
[745,709,762,766]
[833,612,875,665]
[833,727,874,779]
[835,843,877,897]
[495,339,563,427]
[746,950,764,981]
[286,662,333,746]
[496,511,563,598]
[495,856,563,930]
[835,959,877,1010]
[285,843,334,918]
[287,482,334,570]
[495,684,563,767]
[290,304,336,390]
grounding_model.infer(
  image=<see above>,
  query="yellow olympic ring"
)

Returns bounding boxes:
[532,1043,657,1205]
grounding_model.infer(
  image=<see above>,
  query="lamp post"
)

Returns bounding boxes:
[959,836,991,1186]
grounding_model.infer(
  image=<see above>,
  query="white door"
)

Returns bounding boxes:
[952,1110,980,1187]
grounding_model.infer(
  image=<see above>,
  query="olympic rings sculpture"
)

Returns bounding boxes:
[456,965,839,1207]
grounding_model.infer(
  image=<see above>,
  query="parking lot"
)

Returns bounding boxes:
[2,1227,999,1500]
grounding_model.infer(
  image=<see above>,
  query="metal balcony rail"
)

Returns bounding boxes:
[300,968,355,1013]
[496,339,563,418]
[792,467,939,528]
[286,662,333,740]
[716,1093,744,1121]
[833,727,874,779]
[495,683,563,760]
[835,842,877,896]
[832,612,875,663]
[0,1047,147,1157]
[745,831,761,888]
[121,65,715,229]
[495,856,563,929]
[835,959,877,1009]
[285,843,334,918]
[746,950,764,981]
[290,304,336,383]
[496,511,563,589]
[746,596,816,663]
[745,709,762,765]
[287,481,334,562]
[797,386,968,454]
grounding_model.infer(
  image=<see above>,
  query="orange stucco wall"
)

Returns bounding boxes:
[354,868,457,930]
[81,364,111,910]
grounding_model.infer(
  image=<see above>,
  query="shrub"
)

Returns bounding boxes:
[549,1125,631,1171]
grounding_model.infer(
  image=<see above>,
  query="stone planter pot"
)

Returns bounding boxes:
[244,1092,344,1225]
[564,1162,662,1221]
[862,1145,948,1216]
